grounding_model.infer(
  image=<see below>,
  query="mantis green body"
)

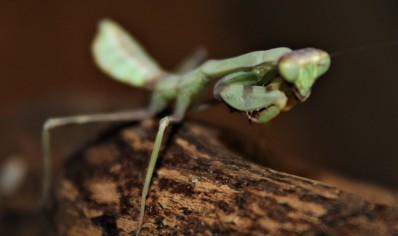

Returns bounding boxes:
[42,19,330,235]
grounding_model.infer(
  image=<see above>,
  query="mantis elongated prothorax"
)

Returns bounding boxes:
[41,19,330,235]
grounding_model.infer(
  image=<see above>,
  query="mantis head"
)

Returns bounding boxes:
[278,48,331,101]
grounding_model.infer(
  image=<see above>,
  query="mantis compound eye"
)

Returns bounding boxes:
[278,48,331,100]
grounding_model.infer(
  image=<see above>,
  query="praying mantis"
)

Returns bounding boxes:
[41,19,330,235]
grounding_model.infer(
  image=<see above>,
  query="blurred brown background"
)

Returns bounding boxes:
[0,0,397,197]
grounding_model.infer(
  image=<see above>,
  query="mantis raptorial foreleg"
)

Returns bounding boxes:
[214,70,289,123]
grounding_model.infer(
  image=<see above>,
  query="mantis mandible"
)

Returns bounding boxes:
[41,19,331,235]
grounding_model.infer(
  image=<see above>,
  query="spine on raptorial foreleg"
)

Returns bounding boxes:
[92,19,168,90]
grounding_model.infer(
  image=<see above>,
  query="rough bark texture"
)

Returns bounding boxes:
[51,120,398,235]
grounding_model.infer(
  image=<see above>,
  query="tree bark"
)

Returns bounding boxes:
[52,120,398,235]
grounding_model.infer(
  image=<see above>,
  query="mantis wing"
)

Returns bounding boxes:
[92,19,165,89]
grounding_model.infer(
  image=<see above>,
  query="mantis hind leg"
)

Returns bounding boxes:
[41,91,171,209]
[41,109,154,208]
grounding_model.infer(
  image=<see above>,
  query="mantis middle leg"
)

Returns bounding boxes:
[136,92,191,236]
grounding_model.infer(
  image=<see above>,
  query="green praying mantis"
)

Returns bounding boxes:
[41,19,331,235]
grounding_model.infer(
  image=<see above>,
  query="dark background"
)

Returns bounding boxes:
[0,0,397,196]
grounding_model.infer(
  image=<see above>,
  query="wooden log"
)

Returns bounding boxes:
[52,120,398,235]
